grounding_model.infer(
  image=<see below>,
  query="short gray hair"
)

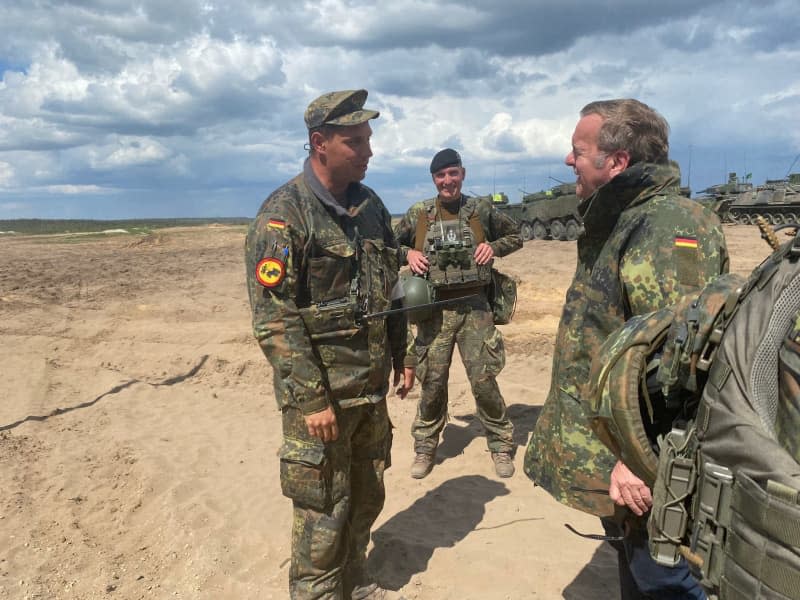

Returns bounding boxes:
[580,99,670,165]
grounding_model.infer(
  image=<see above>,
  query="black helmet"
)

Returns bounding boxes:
[401,275,436,323]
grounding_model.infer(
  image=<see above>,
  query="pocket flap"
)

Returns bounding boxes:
[279,440,326,466]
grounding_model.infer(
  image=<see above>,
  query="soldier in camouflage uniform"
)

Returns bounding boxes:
[523,99,728,599]
[245,89,414,600]
[394,149,522,479]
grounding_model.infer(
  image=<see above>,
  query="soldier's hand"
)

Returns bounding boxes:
[304,406,339,443]
[473,242,494,265]
[394,366,415,399]
[407,249,429,275]
[609,460,652,516]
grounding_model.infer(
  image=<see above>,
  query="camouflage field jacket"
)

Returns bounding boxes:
[524,161,729,516]
[245,159,407,415]
[393,194,522,268]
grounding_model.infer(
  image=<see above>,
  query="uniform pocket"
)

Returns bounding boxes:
[308,242,354,303]
[480,326,506,376]
[278,441,330,511]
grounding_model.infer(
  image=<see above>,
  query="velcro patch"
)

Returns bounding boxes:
[255,257,286,287]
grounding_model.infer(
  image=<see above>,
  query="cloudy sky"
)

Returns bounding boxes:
[0,0,798,219]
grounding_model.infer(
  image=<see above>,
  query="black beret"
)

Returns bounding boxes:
[430,148,462,174]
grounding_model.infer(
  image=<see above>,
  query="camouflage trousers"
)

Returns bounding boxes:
[279,400,392,599]
[412,294,514,455]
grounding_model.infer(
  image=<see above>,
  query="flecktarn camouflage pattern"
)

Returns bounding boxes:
[304,89,379,130]
[394,194,522,455]
[524,161,729,517]
[245,161,405,598]
[587,273,747,486]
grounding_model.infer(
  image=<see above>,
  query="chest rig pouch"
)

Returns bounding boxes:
[645,232,800,599]
[419,199,491,291]
[299,213,397,340]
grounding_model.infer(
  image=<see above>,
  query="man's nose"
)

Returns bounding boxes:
[565,151,575,166]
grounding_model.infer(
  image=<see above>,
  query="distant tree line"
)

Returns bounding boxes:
[0,217,251,235]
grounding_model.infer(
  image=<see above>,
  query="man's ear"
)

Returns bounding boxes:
[310,130,326,154]
[461,167,466,181]
[609,150,630,178]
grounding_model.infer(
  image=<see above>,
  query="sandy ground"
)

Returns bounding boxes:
[0,223,775,600]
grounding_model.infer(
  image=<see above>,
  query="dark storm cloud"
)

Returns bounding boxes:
[0,0,797,218]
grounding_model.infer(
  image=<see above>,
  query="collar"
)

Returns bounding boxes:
[303,157,368,218]
[579,162,680,232]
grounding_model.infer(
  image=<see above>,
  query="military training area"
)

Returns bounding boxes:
[1,2,799,600]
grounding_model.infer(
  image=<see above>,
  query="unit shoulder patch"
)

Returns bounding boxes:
[255,257,286,288]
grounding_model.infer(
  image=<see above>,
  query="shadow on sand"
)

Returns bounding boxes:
[367,475,510,590]
[435,402,541,465]
[562,540,621,598]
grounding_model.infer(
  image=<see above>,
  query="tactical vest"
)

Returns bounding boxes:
[589,231,800,600]
[415,196,492,294]
[295,185,398,341]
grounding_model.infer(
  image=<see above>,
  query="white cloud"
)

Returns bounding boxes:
[45,184,111,194]
[89,137,170,169]
[0,162,14,187]
[0,0,797,218]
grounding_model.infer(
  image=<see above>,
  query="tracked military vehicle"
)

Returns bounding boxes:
[724,173,800,225]
[696,172,800,225]
[488,184,582,241]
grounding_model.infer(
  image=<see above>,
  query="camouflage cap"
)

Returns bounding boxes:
[304,89,380,130]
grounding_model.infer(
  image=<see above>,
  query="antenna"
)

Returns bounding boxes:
[786,153,800,178]
[687,144,692,189]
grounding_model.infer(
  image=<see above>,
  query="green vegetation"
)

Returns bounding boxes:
[0,217,251,236]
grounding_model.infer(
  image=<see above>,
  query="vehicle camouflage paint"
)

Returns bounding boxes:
[696,172,800,226]
[486,184,582,242]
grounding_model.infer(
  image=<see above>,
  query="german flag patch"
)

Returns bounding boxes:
[255,257,286,288]
[674,236,698,249]
[674,235,699,286]
[267,218,286,230]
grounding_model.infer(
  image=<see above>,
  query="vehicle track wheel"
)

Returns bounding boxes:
[550,220,566,241]
[565,219,580,241]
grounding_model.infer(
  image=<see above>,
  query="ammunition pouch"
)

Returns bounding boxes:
[427,239,492,290]
[649,452,800,600]
[648,425,699,567]
[719,474,800,600]
[488,268,517,325]
[656,274,746,397]
[299,297,361,340]
[688,458,735,590]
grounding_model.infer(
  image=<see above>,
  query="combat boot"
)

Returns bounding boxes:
[351,582,407,599]
[410,452,435,479]
[492,451,515,478]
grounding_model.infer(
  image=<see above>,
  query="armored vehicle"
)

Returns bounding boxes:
[696,172,800,225]
[724,173,800,225]
[489,183,582,241]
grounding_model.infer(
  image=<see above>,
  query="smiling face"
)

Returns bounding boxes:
[432,165,466,203]
[565,113,618,200]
